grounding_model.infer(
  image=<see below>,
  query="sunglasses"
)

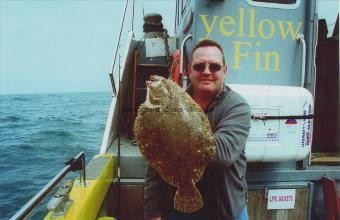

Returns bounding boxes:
[192,63,222,73]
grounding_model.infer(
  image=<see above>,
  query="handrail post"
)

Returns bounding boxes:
[180,34,192,89]
[297,33,306,88]
[109,0,129,96]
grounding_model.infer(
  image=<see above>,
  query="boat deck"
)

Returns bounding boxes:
[107,136,147,180]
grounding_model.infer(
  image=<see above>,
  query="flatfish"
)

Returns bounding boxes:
[134,75,216,213]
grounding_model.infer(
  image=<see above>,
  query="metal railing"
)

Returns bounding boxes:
[180,34,192,89]
[297,33,306,88]
[109,0,129,96]
[10,152,86,220]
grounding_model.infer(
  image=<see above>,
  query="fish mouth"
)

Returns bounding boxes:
[150,75,158,81]
[143,86,162,109]
[150,75,162,81]
[146,75,163,88]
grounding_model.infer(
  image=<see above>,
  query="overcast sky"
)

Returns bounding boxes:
[0,0,339,95]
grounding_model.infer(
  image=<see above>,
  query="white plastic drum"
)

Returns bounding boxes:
[229,84,314,162]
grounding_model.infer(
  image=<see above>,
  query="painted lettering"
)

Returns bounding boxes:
[254,41,261,70]
[270,195,277,202]
[277,20,303,40]
[220,16,236,37]
[232,41,252,69]
[198,10,302,41]
[277,195,294,202]
[248,9,256,38]
[263,51,280,71]
[200,14,218,39]
[238,8,245,37]
[258,19,276,39]
[198,8,303,73]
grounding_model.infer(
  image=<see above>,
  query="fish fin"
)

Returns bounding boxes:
[174,182,203,213]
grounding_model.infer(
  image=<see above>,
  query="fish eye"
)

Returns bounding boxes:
[149,80,162,91]
[150,75,162,82]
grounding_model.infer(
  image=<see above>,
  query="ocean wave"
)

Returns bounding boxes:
[0,92,110,219]
[0,115,24,123]
[0,115,35,129]
[14,143,36,150]
[34,129,77,140]
[36,116,84,126]
[9,96,32,102]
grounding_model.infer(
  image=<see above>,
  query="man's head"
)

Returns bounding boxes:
[190,39,227,97]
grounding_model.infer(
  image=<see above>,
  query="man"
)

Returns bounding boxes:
[144,39,251,220]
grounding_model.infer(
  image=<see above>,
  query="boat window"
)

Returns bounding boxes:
[253,0,296,3]
[247,0,300,9]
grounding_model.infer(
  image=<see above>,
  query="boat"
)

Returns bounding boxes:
[10,0,340,219]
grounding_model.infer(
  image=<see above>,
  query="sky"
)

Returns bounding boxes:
[0,0,339,95]
[0,0,176,95]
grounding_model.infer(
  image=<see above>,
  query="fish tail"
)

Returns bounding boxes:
[174,182,203,213]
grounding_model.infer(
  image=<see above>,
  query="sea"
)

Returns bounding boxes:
[0,92,112,219]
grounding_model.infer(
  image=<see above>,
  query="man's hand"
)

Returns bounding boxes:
[149,217,161,220]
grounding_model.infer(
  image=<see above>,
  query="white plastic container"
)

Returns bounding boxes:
[229,85,314,162]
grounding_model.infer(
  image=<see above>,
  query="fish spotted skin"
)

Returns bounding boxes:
[134,75,216,213]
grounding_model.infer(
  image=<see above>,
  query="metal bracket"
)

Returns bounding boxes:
[296,33,306,87]
[65,152,86,186]
[10,151,86,220]
[264,187,269,199]
[47,180,74,217]
[180,34,192,89]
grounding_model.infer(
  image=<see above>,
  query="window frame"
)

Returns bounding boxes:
[246,0,301,10]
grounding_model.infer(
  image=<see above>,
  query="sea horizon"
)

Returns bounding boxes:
[0,90,112,97]
[0,91,112,219]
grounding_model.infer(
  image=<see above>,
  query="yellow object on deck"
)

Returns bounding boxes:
[96,217,116,220]
[44,154,115,220]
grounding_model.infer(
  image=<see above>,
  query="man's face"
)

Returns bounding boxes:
[190,46,227,96]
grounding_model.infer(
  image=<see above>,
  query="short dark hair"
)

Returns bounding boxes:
[191,39,226,65]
